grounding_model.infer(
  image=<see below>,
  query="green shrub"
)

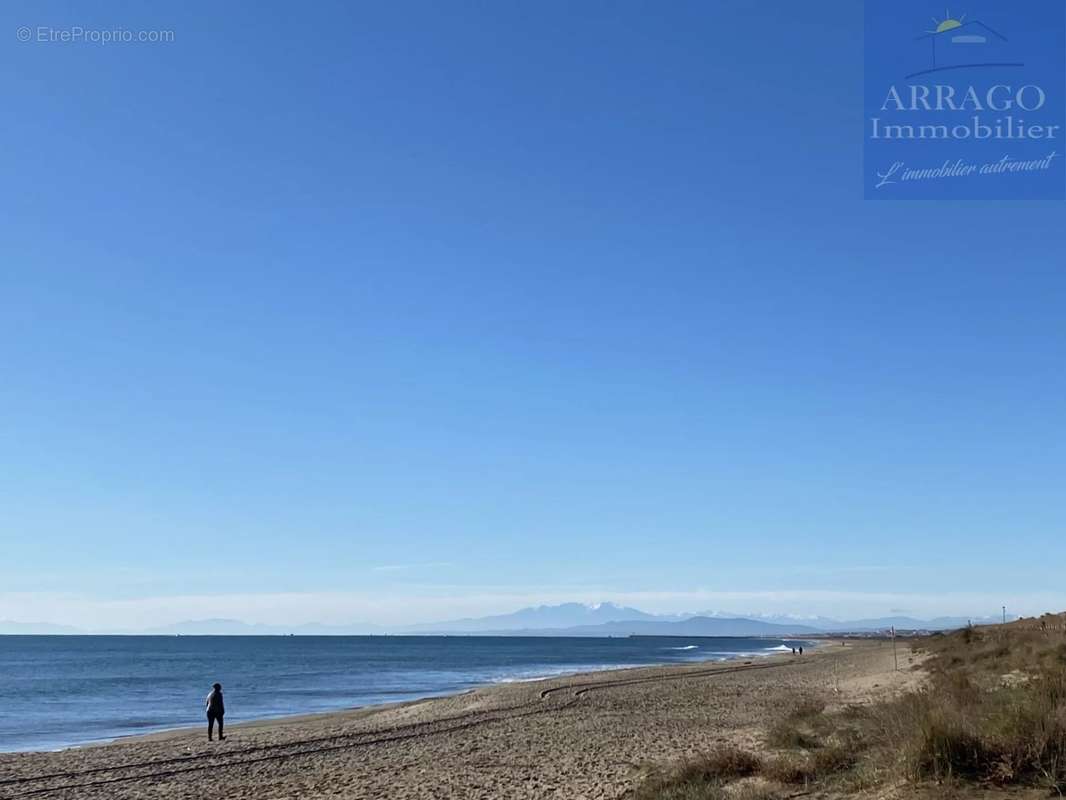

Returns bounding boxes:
[765,718,820,750]
[634,747,763,800]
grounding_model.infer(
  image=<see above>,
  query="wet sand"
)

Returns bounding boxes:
[0,641,916,800]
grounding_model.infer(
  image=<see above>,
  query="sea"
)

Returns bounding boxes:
[0,635,807,753]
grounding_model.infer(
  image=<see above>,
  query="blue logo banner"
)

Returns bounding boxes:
[864,1,1065,199]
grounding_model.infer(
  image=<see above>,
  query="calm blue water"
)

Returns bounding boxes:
[0,635,804,752]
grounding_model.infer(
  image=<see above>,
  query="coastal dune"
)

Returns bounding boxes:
[0,642,912,800]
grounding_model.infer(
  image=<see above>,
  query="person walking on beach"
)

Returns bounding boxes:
[206,683,225,741]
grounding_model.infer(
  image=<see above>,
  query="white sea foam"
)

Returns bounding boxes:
[494,664,644,683]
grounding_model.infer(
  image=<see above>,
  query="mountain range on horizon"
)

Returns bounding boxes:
[398,602,1007,636]
[0,601,1011,636]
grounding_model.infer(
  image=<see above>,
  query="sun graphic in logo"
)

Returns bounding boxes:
[928,9,966,33]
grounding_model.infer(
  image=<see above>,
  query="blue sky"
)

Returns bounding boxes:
[3,0,1065,628]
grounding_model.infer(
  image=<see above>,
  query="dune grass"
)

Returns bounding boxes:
[635,615,1066,798]
[879,620,1066,788]
[764,695,826,750]
[633,746,764,800]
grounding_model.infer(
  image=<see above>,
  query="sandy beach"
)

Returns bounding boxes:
[0,641,917,800]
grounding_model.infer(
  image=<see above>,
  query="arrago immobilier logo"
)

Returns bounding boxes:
[864,1,1065,199]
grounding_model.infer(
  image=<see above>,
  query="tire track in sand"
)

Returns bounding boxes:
[1,659,790,798]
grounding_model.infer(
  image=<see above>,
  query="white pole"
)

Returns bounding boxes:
[891,626,898,671]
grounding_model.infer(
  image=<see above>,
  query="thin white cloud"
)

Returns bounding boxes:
[371,562,454,573]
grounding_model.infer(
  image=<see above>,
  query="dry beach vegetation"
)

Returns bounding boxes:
[636,614,1066,800]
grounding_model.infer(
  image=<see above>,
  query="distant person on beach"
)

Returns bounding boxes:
[206,683,225,741]
[798,646,804,656]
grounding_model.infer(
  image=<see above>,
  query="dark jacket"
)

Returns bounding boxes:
[206,689,225,716]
